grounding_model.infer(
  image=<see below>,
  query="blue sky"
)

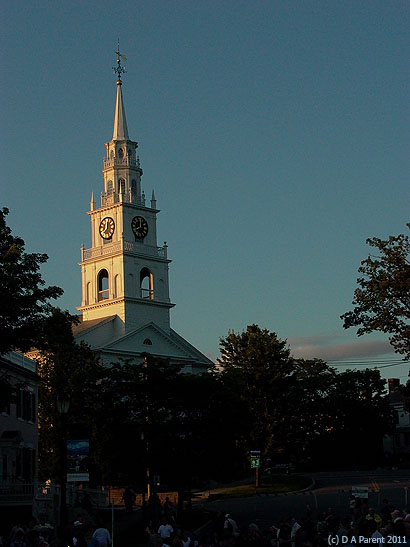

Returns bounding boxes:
[1,1,409,380]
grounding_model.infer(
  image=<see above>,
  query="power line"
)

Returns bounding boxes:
[327,358,409,369]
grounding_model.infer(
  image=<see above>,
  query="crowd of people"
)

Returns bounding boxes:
[122,496,410,547]
[198,498,410,547]
[3,496,410,547]
[0,516,112,547]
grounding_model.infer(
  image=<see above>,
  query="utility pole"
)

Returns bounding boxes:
[144,356,150,500]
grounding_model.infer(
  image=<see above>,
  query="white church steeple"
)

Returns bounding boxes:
[77,50,174,334]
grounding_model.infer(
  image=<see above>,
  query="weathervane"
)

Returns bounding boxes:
[113,39,127,82]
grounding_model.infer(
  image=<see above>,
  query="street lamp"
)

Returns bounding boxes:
[56,393,70,415]
[56,392,70,528]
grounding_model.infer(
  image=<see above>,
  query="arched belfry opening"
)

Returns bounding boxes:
[98,269,109,301]
[140,267,154,300]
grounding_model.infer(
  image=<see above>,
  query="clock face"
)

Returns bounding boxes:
[99,217,115,239]
[132,216,149,239]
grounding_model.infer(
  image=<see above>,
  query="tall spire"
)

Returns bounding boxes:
[112,43,129,141]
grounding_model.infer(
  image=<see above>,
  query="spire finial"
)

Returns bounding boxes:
[112,41,129,140]
[113,40,127,84]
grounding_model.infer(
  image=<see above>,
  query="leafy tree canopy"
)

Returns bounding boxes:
[36,308,103,481]
[0,207,63,354]
[217,325,321,459]
[216,324,391,468]
[92,355,248,487]
[341,227,410,358]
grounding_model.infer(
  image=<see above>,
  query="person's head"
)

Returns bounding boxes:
[248,524,259,534]
[15,530,25,542]
[341,517,350,528]
[367,520,377,534]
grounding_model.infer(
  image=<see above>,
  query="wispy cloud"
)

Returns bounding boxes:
[288,337,394,361]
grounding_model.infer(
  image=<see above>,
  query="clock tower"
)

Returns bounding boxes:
[75,51,211,372]
[77,53,174,335]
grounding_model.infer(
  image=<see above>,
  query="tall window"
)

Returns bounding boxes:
[98,269,109,300]
[140,267,154,300]
[107,180,113,195]
[119,178,125,194]
[16,389,35,422]
[2,455,7,481]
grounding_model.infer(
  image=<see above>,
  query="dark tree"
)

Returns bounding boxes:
[341,227,410,358]
[0,207,63,354]
[36,308,103,481]
[217,325,391,469]
[217,325,304,461]
[92,354,248,501]
[91,355,184,486]
[316,368,391,467]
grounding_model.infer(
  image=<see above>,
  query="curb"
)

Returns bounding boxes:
[197,477,318,501]
[254,478,316,498]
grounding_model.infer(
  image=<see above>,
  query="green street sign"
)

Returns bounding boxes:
[250,457,260,468]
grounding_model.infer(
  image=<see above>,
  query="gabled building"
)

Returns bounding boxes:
[74,52,212,372]
[383,378,410,462]
[0,351,38,520]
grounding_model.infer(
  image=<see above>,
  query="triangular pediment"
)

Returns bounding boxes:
[97,322,212,366]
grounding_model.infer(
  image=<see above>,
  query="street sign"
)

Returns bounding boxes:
[352,486,369,499]
[250,457,260,468]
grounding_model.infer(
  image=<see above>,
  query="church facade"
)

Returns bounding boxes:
[74,55,212,373]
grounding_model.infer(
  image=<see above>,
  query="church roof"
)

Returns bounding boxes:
[74,317,213,369]
[73,315,117,335]
[169,329,214,365]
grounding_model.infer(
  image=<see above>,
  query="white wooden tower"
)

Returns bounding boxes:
[75,50,212,372]
[77,52,174,335]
